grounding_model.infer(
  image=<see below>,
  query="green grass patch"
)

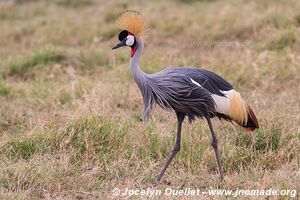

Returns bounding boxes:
[0,117,27,135]
[4,46,111,79]
[58,90,72,105]
[177,0,218,3]
[254,128,281,152]
[1,135,47,160]
[0,127,58,160]
[7,46,68,77]
[57,116,130,165]
[0,79,11,96]
[273,33,297,50]
[221,128,283,171]
[0,8,18,20]
[105,11,122,23]
[263,13,291,29]
[295,14,300,26]
[102,27,119,41]
[234,128,281,153]
[55,0,94,8]
[223,146,255,173]
[80,51,110,70]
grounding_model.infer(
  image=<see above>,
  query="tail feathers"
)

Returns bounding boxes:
[237,105,259,131]
[228,91,259,131]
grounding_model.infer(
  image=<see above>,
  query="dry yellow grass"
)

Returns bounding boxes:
[0,0,299,199]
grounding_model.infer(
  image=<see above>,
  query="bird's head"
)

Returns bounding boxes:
[112,11,146,57]
[112,30,137,57]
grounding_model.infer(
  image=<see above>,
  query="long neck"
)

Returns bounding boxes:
[130,38,154,121]
[130,38,146,89]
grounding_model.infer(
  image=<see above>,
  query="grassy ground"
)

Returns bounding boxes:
[0,0,299,199]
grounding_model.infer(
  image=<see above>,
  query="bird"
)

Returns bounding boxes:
[112,11,259,184]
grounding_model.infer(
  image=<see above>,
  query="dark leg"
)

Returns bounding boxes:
[153,113,185,185]
[206,117,224,182]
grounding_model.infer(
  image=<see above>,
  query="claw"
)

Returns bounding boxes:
[152,177,160,186]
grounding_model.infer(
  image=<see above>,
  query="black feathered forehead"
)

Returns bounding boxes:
[118,30,134,41]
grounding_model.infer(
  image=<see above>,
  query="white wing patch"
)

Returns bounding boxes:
[211,90,235,114]
[189,76,233,115]
[211,92,230,114]
[190,78,203,88]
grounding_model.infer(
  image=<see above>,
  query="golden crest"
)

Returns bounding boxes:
[116,11,148,38]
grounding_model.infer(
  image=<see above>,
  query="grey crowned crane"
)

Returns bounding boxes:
[112,11,259,184]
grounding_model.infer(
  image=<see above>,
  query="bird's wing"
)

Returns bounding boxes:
[149,66,233,96]
[147,67,258,130]
[146,69,217,121]
[183,67,233,96]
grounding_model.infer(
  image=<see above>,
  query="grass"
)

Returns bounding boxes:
[0,79,11,96]
[0,0,299,199]
[7,46,67,77]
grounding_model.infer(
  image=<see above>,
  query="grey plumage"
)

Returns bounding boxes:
[113,31,258,184]
[143,69,216,122]
[121,37,227,183]
[131,39,232,122]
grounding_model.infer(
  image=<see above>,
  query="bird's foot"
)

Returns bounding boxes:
[218,176,226,187]
[220,174,225,183]
[152,176,161,186]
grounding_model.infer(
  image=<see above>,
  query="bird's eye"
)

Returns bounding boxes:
[126,35,135,46]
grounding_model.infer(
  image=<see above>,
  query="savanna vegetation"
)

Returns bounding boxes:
[0,0,299,199]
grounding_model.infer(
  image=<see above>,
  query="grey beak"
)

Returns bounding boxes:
[112,39,126,50]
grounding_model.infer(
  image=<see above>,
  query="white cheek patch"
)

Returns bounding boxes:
[126,35,135,46]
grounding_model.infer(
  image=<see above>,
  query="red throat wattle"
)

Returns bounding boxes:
[130,47,137,57]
